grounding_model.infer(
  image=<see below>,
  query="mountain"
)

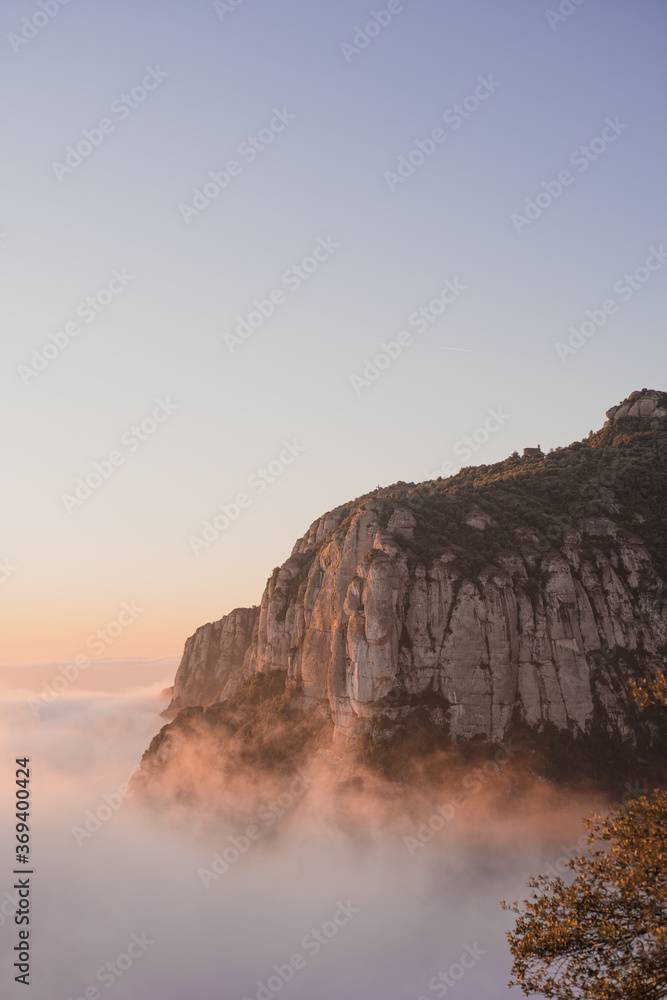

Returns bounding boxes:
[141,390,667,790]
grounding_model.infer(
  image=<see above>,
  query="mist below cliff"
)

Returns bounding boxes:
[0,668,620,1000]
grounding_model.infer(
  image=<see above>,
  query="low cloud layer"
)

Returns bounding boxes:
[0,665,614,1000]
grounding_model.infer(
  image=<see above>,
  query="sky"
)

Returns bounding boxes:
[2,0,666,663]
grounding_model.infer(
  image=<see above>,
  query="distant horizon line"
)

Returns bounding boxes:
[0,655,181,669]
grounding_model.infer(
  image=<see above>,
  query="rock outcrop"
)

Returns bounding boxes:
[166,607,259,713]
[605,388,667,425]
[163,390,667,753]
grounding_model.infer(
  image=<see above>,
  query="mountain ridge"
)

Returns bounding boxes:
[143,389,667,789]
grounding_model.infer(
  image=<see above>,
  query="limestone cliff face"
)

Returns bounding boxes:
[166,607,259,713]
[165,390,667,747]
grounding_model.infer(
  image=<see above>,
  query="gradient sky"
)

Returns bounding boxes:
[2,0,666,663]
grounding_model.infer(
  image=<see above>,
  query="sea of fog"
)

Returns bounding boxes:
[0,660,604,1000]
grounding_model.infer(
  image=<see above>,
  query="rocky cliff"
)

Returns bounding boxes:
[157,390,667,774]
